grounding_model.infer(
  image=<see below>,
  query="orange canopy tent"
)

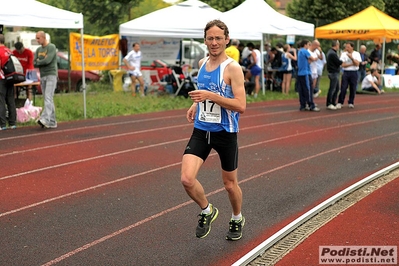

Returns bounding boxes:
[315,6,399,71]
[315,6,399,42]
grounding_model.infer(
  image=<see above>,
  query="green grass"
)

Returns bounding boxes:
[19,75,395,127]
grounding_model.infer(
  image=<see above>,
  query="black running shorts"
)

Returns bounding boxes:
[183,128,238,171]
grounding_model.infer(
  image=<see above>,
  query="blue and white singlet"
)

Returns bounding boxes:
[194,57,240,133]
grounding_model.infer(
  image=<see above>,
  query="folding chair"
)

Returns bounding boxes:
[142,70,167,94]
[148,70,167,93]
[172,66,185,96]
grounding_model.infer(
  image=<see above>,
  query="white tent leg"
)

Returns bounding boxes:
[381,37,386,74]
[260,37,265,95]
[80,28,86,118]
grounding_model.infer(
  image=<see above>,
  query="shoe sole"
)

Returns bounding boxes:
[226,217,246,241]
[37,120,48,128]
[196,207,219,239]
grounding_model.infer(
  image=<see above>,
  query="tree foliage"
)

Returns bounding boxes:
[27,0,168,51]
[384,0,399,20]
[286,0,385,27]
[74,0,142,35]
[130,0,170,19]
[202,0,276,12]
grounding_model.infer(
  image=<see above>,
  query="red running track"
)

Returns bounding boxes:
[276,175,399,266]
[0,92,398,266]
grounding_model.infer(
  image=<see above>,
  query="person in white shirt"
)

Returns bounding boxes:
[245,43,262,98]
[361,68,383,94]
[337,42,361,109]
[123,43,145,97]
[281,44,297,95]
[308,40,323,97]
[315,50,326,97]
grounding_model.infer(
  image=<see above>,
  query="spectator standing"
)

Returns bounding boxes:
[270,47,284,91]
[263,43,271,67]
[181,19,246,241]
[325,40,343,110]
[281,44,297,95]
[34,31,58,129]
[13,42,34,101]
[308,40,323,97]
[264,44,275,90]
[225,39,240,63]
[13,42,34,75]
[296,39,319,112]
[0,34,17,130]
[289,44,298,78]
[337,42,361,109]
[293,41,301,92]
[361,68,383,94]
[245,43,262,98]
[369,43,382,72]
[357,45,368,88]
[123,43,145,97]
[240,44,251,68]
[237,42,245,65]
[315,46,326,97]
[270,47,283,69]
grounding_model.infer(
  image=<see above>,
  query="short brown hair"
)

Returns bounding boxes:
[204,19,229,39]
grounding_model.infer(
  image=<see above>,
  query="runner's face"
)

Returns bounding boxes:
[205,26,229,57]
[133,44,140,52]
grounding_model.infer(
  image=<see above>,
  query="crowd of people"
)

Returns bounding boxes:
[0,31,58,130]
[2,29,396,132]
[223,38,392,112]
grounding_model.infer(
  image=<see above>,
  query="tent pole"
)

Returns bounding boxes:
[382,37,386,74]
[80,28,86,119]
[261,36,265,95]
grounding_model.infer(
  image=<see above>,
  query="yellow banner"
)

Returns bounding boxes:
[69,33,119,71]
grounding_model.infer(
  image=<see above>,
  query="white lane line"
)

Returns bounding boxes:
[0,162,182,218]
[0,124,186,158]
[1,99,396,152]
[40,131,399,266]
[0,138,188,181]
[2,107,398,182]
[0,114,184,142]
[41,198,195,266]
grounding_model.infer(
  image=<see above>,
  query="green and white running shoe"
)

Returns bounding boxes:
[195,204,219,238]
[226,216,245,241]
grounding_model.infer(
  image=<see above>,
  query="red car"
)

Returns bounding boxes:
[34,52,101,94]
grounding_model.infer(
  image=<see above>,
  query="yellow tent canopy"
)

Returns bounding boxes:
[315,6,399,43]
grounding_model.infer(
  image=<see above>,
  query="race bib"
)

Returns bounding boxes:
[198,99,221,123]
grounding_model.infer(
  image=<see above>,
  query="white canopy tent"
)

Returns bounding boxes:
[220,0,314,94]
[220,0,314,40]
[120,0,222,38]
[0,0,88,117]
[120,0,315,94]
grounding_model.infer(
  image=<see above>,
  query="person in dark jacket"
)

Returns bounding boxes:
[0,34,17,130]
[325,40,343,110]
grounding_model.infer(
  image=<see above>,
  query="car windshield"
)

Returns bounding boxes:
[57,53,69,70]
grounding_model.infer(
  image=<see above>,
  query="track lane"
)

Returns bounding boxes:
[0,93,398,265]
[1,110,398,214]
